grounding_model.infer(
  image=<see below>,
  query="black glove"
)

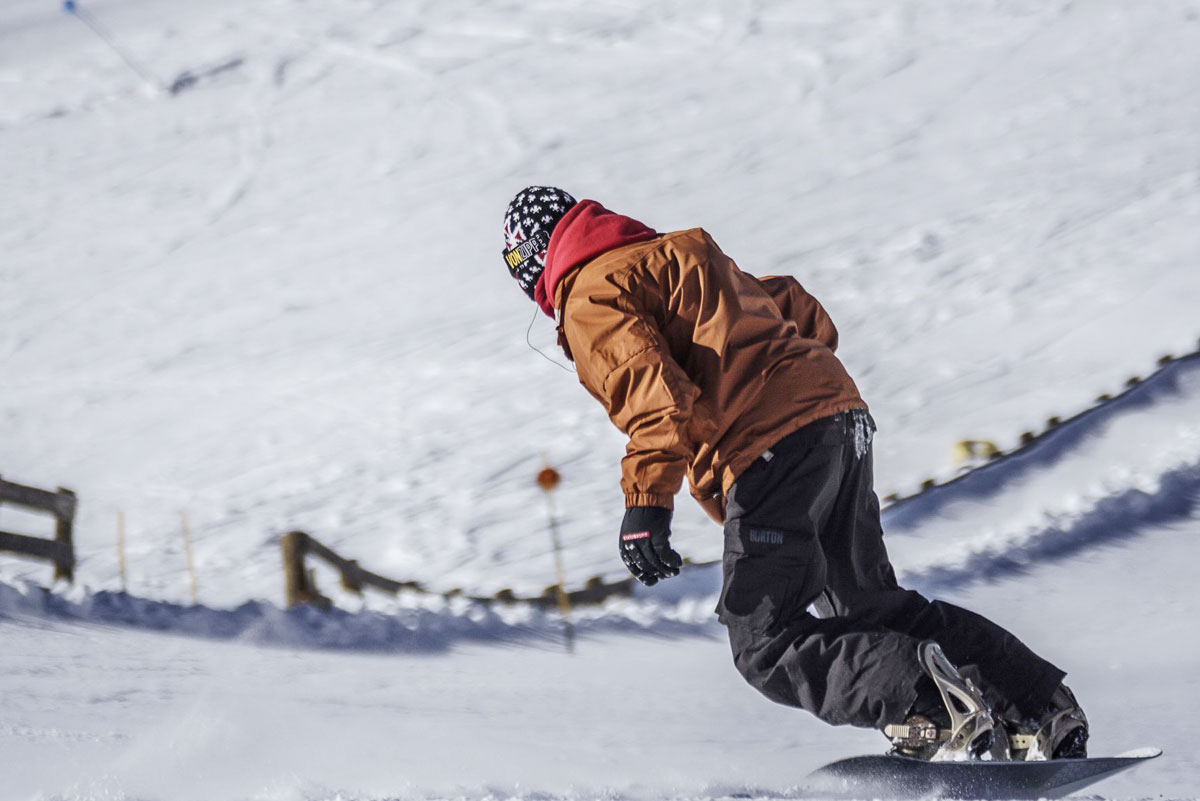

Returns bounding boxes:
[619,506,682,586]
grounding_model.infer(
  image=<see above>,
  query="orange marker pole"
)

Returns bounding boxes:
[537,465,575,654]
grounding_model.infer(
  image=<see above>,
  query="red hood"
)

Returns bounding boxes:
[533,200,658,317]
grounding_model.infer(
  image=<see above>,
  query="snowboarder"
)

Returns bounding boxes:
[500,186,1088,761]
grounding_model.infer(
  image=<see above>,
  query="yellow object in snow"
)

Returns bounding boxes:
[953,440,1001,465]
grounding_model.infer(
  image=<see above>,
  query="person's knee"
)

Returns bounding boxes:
[725,619,820,710]
[838,587,929,625]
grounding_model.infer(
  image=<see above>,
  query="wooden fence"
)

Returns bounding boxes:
[279,530,633,611]
[0,475,77,582]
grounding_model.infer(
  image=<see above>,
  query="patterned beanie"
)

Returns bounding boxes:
[502,186,577,299]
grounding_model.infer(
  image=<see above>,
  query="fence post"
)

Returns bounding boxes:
[281,530,307,607]
[53,487,77,583]
[280,530,331,609]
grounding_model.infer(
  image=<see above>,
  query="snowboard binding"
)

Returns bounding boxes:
[886,641,1009,761]
[1005,684,1089,761]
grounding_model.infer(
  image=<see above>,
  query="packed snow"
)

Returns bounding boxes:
[1,0,1198,799]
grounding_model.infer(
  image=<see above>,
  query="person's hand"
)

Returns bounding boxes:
[619,506,682,586]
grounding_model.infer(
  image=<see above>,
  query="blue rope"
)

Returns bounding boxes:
[62,0,160,90]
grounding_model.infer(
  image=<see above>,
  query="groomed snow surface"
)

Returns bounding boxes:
[2,0,1198,799]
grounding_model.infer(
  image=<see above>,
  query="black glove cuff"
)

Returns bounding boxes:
[620,506,672,536]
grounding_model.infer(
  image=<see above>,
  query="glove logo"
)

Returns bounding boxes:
[621,530,651,542]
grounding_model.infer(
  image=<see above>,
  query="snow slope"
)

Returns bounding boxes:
[2,0,1199,799]
[3,0,1199,605]
[3,495,1197,801]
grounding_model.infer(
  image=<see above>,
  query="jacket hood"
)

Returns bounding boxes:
[533,200,658,317]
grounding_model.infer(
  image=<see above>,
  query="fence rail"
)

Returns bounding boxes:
[0,475,77,582]
[279,530,633,612]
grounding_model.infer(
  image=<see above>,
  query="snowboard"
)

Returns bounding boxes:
[805,747,1161,800]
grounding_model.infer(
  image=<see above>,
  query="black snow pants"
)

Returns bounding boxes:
[716,411,1066,730]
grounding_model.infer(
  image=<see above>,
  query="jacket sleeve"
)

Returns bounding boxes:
[563,293,700,510]
[755,275,839,352]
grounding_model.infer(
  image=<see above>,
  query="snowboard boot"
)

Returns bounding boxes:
[1006,684,1089,761]
[885,641,1007,761]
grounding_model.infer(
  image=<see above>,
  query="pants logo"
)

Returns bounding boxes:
[747,528,784,546]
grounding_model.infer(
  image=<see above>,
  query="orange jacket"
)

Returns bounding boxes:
[549,204,866,523]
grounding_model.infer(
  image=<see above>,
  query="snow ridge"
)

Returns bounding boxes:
[880,349,1200,593]
[0,580,718,651]
[883,351,1200,524]
[908,456,1200,594]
